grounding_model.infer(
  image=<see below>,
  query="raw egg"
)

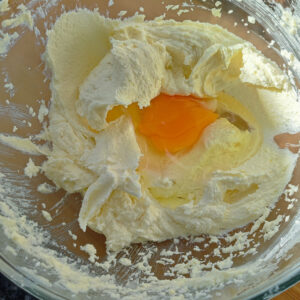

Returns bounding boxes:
[107,94,218,153]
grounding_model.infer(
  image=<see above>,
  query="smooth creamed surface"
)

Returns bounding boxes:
[43,10,300,252]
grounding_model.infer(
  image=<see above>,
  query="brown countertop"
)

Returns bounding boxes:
[274,282,300,299]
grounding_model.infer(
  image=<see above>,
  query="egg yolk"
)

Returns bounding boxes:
[106,94,218,153]
[139,94,218,153]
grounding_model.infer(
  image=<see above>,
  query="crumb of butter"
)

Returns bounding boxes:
[211,8,222,18]
[118,10,127,17]
[119,257,132,266]
[42,210,53,222]
[248,16,256,24]
[80,244,98,263]
[37,182,56,194]
[24,158,40,178]
[38,100,49,123]
[68,230,78,241]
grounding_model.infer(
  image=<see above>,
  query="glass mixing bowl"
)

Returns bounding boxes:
[0,0,299,299]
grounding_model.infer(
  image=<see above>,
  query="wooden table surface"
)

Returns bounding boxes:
[274,282,300,299]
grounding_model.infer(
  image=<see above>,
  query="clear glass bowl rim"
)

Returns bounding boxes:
[1,254,300,299]
[0,0,300,299]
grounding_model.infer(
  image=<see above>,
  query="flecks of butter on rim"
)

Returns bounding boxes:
[0,3,34,55]
[2,4,34,31]
[0,201,116,295]
[0,125,299,300]
[280,8,299,35]
[281,48,300,75]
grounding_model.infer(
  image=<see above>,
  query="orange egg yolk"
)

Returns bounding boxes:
[106,94,218,153]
